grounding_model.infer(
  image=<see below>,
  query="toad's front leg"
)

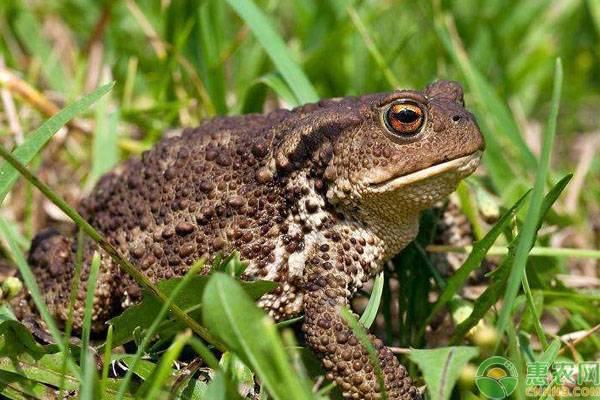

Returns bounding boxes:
[301,261,420,399]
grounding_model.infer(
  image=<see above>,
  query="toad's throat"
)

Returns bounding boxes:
[368,150,482,191]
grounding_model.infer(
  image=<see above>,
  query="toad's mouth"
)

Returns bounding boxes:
[368,150,482,192]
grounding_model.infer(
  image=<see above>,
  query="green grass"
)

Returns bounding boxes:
[80,252,101,383]
[0,82,113,203]
[496,59,563,346]
[0,0,599,399]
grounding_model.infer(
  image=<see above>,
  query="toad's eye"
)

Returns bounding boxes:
[384,102,425,136]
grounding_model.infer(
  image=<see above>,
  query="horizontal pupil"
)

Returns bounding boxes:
[395,108,419,124]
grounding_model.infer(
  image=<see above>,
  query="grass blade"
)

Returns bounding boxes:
[346,6,399,88]
[426,245,600,259]
[537,339,562,400]
[223,0,318,104]
[187,336,220,370]
[539,338,561,364]
[59,229,85,397]
[256,73,298,107]
[456,181,484,240]
[521,271,548,349]
[13,10,68,94]
[496,59,563,338]
[143,330,191,400]
[589,0,600,38]
[0,82,114,203]
[87,96,119,188]
[359,272,384,329]
[79,349,96,400]
[196,1,228,115]
[80,252,101,372]
[100,325,113,399]
[505,322,525,400]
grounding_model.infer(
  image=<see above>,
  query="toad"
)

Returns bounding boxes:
[16,80,484,399]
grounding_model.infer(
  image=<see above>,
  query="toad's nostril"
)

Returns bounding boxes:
[452,114,461,122]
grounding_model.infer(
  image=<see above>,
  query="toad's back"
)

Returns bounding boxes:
[79,114,286,283]
[24,96,369,324]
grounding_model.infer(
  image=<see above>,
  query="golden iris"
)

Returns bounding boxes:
[385,102,425,136]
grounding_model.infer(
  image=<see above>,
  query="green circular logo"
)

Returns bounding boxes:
[475,356,519,400]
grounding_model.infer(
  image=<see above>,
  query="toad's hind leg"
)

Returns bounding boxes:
[11,229,123,337]
[301,261,421,399]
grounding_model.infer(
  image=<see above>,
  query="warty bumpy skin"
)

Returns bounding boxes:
[14,80,484,399]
